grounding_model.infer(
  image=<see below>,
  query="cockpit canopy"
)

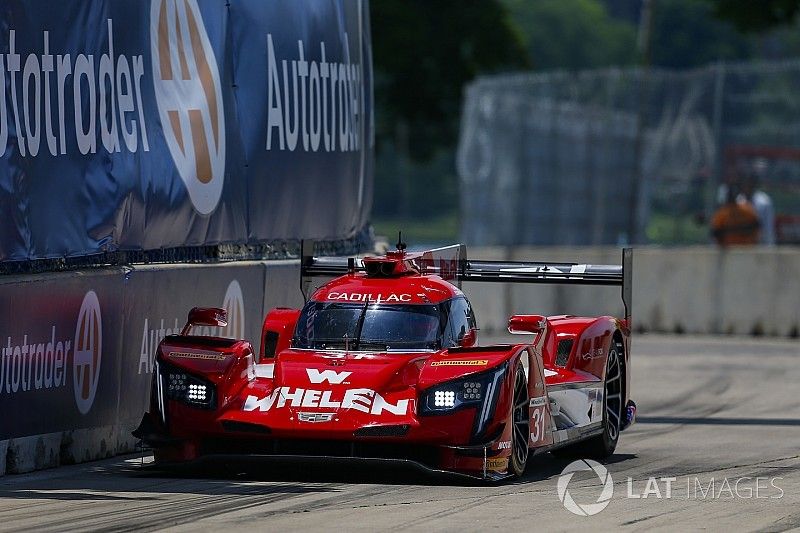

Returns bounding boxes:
[292,297,476,351]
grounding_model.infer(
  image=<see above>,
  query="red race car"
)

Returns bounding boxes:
[135,242,635,480]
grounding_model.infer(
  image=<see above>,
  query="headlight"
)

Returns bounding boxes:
[161,364,216,410]
[433,390,456,407]
[420,364,505,414]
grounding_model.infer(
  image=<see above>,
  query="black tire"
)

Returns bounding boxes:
[508,363,530,477]
[551,337,624,459]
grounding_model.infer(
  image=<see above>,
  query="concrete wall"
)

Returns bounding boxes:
[463,246,800,337]
[0,260,305,477]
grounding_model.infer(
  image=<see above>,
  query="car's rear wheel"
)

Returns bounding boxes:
[551,337,623,459]
[593,337,623,456]
[508,364,530,477]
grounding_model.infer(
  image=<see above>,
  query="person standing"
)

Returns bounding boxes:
[711,187,760,246]
[740,174,775,245]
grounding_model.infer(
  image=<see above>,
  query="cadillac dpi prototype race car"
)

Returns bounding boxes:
[135,242,635,480]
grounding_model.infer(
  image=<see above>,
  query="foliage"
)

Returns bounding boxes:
[709,0,800,33]
[502,0,637,70]
[370,0,529,162]
[650,0,752,68]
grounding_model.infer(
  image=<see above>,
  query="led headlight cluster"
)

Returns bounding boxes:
[434,390,456,407]
[421,365,505,414]
[188,384,207,401]
[166,373,188,400]
[420,364,508,443]
[161,365,215,409]
[463,381,482,400]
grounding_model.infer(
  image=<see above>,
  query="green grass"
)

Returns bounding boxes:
[645,212,710,244]
[372,212,459,246]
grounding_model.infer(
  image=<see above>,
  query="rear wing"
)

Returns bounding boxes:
[458,249,632,323]
[300,241,632,322]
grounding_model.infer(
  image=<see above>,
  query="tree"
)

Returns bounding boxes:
[370,0,529,162]
[502,0,637,70]
[650,0,752,68]
[370,1,529,222]
[709,0,800,32]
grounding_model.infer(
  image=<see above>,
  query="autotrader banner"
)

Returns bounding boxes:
[0,269,125,439]
[0,0,373,262]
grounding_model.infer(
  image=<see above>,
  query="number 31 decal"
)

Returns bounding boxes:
[529,396,547,444]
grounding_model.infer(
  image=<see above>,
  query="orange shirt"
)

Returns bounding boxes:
[711,203,760,245]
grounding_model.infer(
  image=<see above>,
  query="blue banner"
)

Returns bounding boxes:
[0,0,373,262]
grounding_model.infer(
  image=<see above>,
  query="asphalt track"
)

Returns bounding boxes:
[1,334,799,532]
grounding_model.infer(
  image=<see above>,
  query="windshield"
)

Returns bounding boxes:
[293,302,442,351]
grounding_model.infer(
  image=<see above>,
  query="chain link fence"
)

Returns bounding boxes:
[457,60,800,245]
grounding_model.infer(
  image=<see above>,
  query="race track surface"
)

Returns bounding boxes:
[1,334,799,532]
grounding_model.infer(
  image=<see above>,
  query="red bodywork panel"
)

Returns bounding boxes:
[260,308,301,359]
[312,272,461,305]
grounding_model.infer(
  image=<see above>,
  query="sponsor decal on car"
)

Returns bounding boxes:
[243,367,410,415]
[307,368,351,384]
[581,348,603,361]
[486,457,508,471]
[529,396,547,407]
[430,359,489,367]
[168,351,228,361]
[326,292,412,303]
[495,440,512,450]
[297,412,335,423]
[243,388,410,416]
[579,334,610,361]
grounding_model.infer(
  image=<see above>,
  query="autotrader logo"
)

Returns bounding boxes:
[151,0,225,215]
[73,291,102,415]
[557,459,614,516]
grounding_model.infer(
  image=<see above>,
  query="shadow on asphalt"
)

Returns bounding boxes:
[513,452,638,485]
[130,450,639,488]
[0,451,640,500]
[0,458,340,500]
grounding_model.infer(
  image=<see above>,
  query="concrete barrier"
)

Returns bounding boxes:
[0,260,307,476]
[463,246,800,337]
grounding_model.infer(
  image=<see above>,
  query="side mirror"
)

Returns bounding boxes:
[262,308,302,358]
[182,307,228,335]
[459,328,477,348]
[508,314,546,335]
